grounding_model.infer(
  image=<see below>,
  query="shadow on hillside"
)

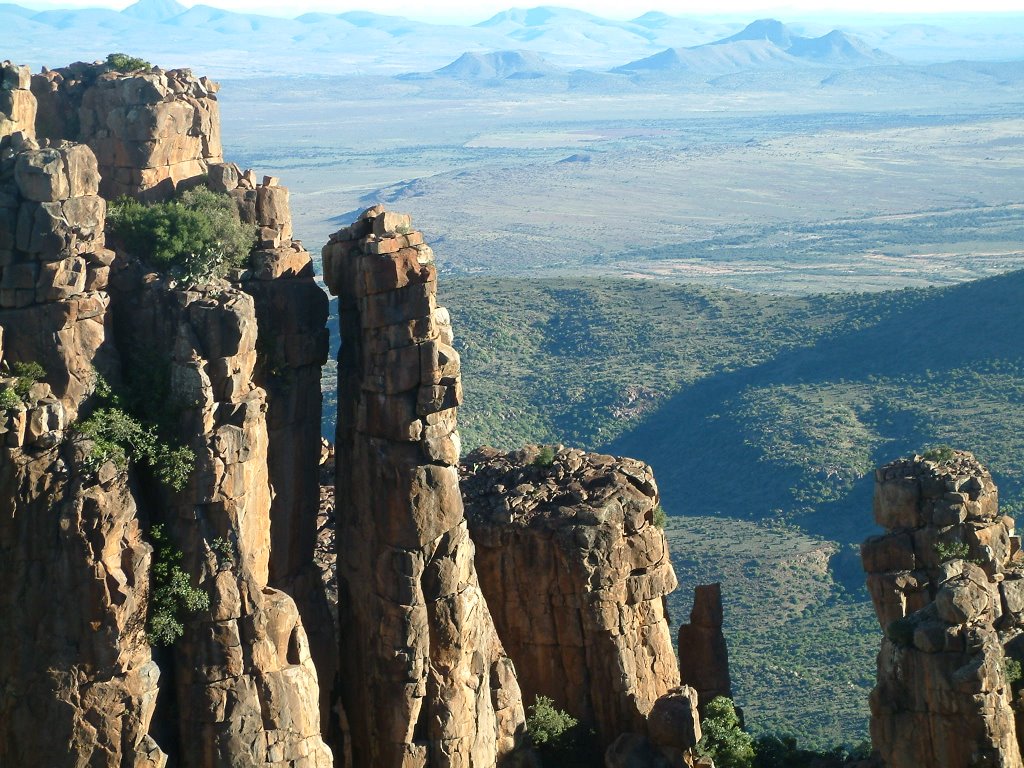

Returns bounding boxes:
[605,269,1024,545]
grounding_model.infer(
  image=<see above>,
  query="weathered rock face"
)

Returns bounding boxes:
[678,583,732,712]
[1,110,163,765]
[3,60,333,767]
[32,61,222,201]
[863,451,1024,768]
[1,61,36,144]
[108,246,331,768]
[461,444,680,748]
[323,206,530,768]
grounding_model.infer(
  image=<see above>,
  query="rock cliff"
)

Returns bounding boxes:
[322,206,531,768]
[1,59,330,766]
[460,444,682,749]
[32,61,222,201]
[863,451,1024,768]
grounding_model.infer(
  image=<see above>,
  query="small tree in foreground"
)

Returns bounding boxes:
[697,696,755,768]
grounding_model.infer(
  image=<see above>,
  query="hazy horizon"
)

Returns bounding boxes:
[11,0,1024,24]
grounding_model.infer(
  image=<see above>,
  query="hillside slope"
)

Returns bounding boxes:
[443,270,1024,535]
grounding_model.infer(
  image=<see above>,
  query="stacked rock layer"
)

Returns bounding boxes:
[32,61,222,201]
[2,59,332,767]
[323,206,530,768]
[461,444,681,747]
[863,451,1024,768]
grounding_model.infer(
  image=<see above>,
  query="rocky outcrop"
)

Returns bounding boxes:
[678,583,732,712]
[323,206,530,768]
[863,451,1024,768]
[1,61,36,143]
[2,60,333,767]
[461,444,680,748]
[32,61,222,201]
[107,270,331,767]
[0,99,162,765]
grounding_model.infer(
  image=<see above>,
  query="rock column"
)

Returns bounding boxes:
[863,451,1023,768]
[461,445,681,747]
[678,583,732,712]
[108,271,333,768]
[322,206,530,768]
[0,77,163,765]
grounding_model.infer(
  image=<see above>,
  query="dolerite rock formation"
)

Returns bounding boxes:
[863,451,1024,768]
[2,60,333,766]
[461,444,681,748]
[32,61,222,201]
[0,103,161,764]
[108,270,331,767]
[322,206,531,768]
[678,583,732,712]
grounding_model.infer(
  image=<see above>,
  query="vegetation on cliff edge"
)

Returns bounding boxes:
[108,187,255,281]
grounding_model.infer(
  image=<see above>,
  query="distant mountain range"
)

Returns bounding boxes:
[1,0,1021,78]
[612,20,899,76]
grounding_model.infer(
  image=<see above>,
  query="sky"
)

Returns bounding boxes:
[16,0,1024,21]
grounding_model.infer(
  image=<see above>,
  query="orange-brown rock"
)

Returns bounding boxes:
[678,583,732,712]
[32,62,222,201]
[864,451,1024,768]
[0,123,163,765]
[323,206,531,768]
[109,266,332,768]
[461,444,680,748]
[2,87,333,765]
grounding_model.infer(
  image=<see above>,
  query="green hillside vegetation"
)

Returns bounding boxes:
[443,271,1024,538]
[434,268,1024,748]
[664,516,877,748]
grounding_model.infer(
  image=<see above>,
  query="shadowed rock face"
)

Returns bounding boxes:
[678,582,732,713]
[0,75,161,765]
[108,273,332,767]
[863,451,1024,768]
[460,444,680,748]
[323,206,531,768]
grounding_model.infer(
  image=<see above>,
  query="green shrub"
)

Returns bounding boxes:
[74,407,194,491]
[533,445,556,467]
[0,387,20,410]
[1005,657,1023,685]
[922,445,956,463]
[105,53,151,72]
[697,697,755,768]
[652,504,668,528]
[211,537,235,568]
[12,360,46,399]
[526,695,598,768]
[147,524,209,646]
[754,734,872,767]
[935,540,970,562]
[107,187,255,281]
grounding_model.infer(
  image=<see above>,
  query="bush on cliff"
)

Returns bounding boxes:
[526,695,599,768]
[108,187,255,282]
[697,696,755,768]
[72,372,195,491]
[147,523,210,646]
[75,406,194,491]
[105,52,151,72]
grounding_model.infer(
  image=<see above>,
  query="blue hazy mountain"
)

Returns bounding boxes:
[0,3,1017,77]
[615,19,900,75]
